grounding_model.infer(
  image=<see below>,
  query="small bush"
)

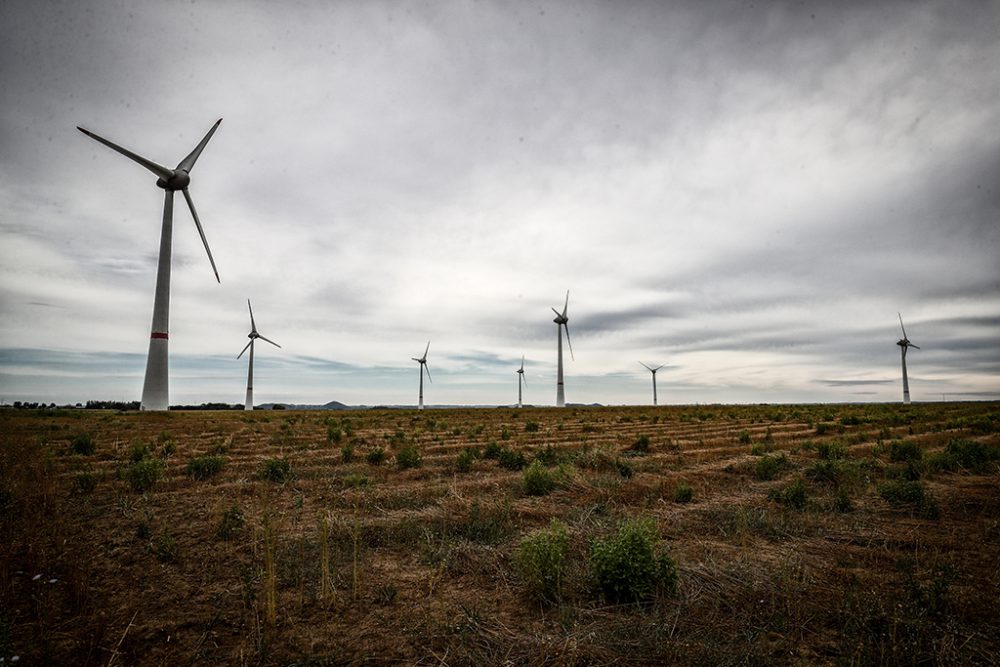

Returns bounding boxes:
[673,482,693,503]
[754,453,789,481]
[455,448,476,473]
[524,421,540,433]
[500,427,512,441]
[614,458,634,478]
[75,466,99,493]
[738,430,751,445]
[517,520,569,605]
[340,444,354,463]
[498,448,528,471]
[890,441,922,463]
[928,438,1000,472]
[328,426,344,444]
[534,444,562,466]
[878,479,939,518]
[750,443,768,456]
[590,517,677,604]
[483,441,503,459]
[71,432,95,455]
[815,422,836,435]
[523,461,556,496]
[216,506,244,540]
[366,448,386,466]
[187,454,224,480]
[817,442,847,460]
[123,457,163,492]
[834,488,854,513]
[128,442,151,463]
[396,445,422,470]
[768,478,807,509]
[342,473,370,488]
[261,457,292,482]
[154,530,179,563]
[805,460,842,485]
[632,435,651,452]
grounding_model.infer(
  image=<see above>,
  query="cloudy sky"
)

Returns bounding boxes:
[1,0,998,407]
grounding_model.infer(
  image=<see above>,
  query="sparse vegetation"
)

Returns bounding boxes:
[187,453,224,480]
[523,461,556,496]
[517,520,569,605]
[395,444,421,469]
[70,432,95,455]
[261,456,292,482]
[590,517,677,604]
[754,453,790,481]
[673,482,693,503]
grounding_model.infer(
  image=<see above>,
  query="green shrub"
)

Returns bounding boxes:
[673,482,693,503]
[340,444,354,463]
[216,506,245,540]
[455,448,476,473]
[500,427,512,441]
[632,435,651,452]
[395,444,421,470]
[878,480,939,517]
[154,530,179,563]
[71,432,95,455]
[534,444,562,466]
[328,426,344,443]
[342,473,370,488]
[128,442,151,463]
[805,460,842,485]
[889,441,922,463]
[928,438,1000,472]
[817,442,846,460]
[815,422,835,435]
[754,453,789,481]
[366,448,386,466]
[187,454,224,480]
[768,478,807,509]
[614,458,634,478]
[750,443,768,456]
[738,430,751,445]
[523,461,556,496]
[590,517,677,604]
[834,488,854,513]
[483,441,503,459]
[75,466,99,493]
[498,448,527,471]
[261,457,292,482]
[517,520,569,605]
[524,421,540,433]
[123,457,163,492]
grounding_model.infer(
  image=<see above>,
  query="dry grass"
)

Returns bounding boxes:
[1,403,998,665]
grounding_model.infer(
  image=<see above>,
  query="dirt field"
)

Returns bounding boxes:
[2,402,999,665]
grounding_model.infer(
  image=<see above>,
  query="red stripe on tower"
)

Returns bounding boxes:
[150,332,169,340]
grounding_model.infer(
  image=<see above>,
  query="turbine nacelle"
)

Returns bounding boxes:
[155,169,191,191]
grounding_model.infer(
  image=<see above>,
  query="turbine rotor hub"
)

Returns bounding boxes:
[155,169,191,191]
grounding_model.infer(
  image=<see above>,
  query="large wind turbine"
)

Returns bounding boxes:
[237,300,281,411]
[552,291,574,407]
[516,355,527,408]
[412,342,432,410]
[78,119,223,411]
[639,362,665,406]
[896,313,920,404]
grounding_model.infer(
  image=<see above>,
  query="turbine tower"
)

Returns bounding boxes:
[78,119,223,411]
[639,362,665,406]
[412,342,432,410]
[237,300,281,411]
[552,291,574,407]
[896,313,920,404]
[516,355,526,408]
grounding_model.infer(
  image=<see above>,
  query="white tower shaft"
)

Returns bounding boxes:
[652,373,658,406]
[140,190,174,411]
[245,340,255,410]
[418,364,425,410]
[518,374,523,409]
[556,324,565,407]
[901,346,910,404]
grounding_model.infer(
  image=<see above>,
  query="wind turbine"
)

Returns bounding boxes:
[237,300,281,411]
[78,119,223,411]
[516,355,527,408]
[552,291,574,407]
[412,342,432,410]
[639,362,665,406]
[896,313,920,404]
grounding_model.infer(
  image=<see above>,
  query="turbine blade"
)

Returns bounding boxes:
[898,312,908,340]
[639,361,652,372]
[523,372,527,386]
[182,188,220,282]
[910,344,920,350]
[564,323,575,361]
[654,365,665,372]
[563,290,569,317]
[237,340,252,359]
[520,354,525,371]
[424,341,430,359]
[77,126,173,181]
[258,335,281,348]
[248,299,256,332]
[424,363,432,383]
[176,118,222,172]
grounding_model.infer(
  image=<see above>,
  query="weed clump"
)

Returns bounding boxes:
[927,438,1000,473]
[738,430,751,445]
[70,432,95,455]
[455,448,476,473]
[524,421,540,433]
[817,442,847,460]
[216,506,245,540]
[590,517,677,604]
[890,441,923,463]
[75,465,99,493]
[878,480,939,517]
[366,448,386,466]
[517,520,569,605]
[187,454,224,480]
[122,457,163,492]
[523,461,556,496]
[395,444,422,470]
[483,441,502,460]
[754,453,789,481]
[768,478,807,509]
[261,457,292,482]
[498,448,528,471]
[632,434,651,453]
[673,482,693,503]
[154,530,179,563]
[327,426,344,443]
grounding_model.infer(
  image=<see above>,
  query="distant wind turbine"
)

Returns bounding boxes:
[237,300,281,411]
[552,291,574,407]
[413,342,432,410]
[78,119,223,411]
[516,355,527,408]
[639,362,665,406]
[897,313,920,404]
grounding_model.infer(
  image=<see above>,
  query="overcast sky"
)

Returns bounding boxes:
[1,0,998,407]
